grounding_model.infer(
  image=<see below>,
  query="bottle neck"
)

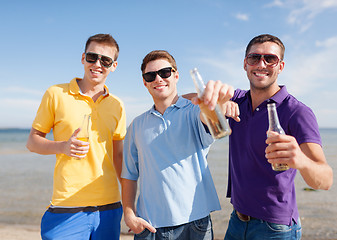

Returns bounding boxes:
[267,103,284,134]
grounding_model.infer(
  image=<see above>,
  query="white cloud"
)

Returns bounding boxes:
[283,35,337,94]
[0,98,40,128]
[265,0,284,7]
[192,35,337,127]
[119,95,153,125]
[280,35,337,127]
[235,13,249,21]
[4,86,43,96]
[315,36,337,48]
[266,0,337,32]
[310,90,337,128]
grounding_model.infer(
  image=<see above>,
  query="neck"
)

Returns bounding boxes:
[250,84,280,111]
[153,94,179,115]
[78,78,106,102]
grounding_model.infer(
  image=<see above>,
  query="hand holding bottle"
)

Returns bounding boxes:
[190,68,233,139]
[61,115,90,159]
[266,103,289,171]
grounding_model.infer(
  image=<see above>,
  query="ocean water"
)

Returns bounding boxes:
[0,128,336,238]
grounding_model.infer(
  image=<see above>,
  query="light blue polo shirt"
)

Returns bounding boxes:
[122,96,221,228]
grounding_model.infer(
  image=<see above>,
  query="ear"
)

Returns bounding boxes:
[81,53,85,64]
[110,61,118,73]
[243,59,248,72]
[174,70,179,83]
[278,61,285,73]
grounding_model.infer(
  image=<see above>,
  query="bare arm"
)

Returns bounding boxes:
[121,178,156,234]
[298,142,333,190]
[26,127,89,158]
[113,140,123,183]
[265,132,333,190]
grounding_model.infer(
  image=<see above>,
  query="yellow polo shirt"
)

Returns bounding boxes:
[32,78,126,207]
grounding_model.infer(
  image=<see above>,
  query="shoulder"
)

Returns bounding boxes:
[106,93,125,107]
[176,96,198,110]
[282,94,315,116]
[232,89,249,104]
[41,83,69,100]
[129,109,152,126]
[281,94,321,144]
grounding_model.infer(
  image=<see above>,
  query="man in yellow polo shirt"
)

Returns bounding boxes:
[26,33,126,240]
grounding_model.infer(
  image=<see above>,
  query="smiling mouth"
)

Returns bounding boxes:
[254,71,269,77]
[91,69,102,74]
[154,85,167,90]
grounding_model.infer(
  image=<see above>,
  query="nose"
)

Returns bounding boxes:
[154,73,163,82]
[93,58,102,67]
[256,57,268,68]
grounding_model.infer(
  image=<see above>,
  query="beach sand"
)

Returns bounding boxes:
[1,132,336,240]
[1,186,337,240]
[0,224,134,240]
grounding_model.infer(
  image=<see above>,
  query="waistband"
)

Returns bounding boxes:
[235,209,256,222]
[47,202,122,214]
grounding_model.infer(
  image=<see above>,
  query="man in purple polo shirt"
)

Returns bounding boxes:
[224,34,333,240]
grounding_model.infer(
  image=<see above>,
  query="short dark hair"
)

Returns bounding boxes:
[141,50,177,73]
[85,33,119,61]
[245,34,285,60]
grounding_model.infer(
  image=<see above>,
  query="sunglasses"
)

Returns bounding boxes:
[85,52,114,68]
[142,67,176,82]
[246,53,280,67]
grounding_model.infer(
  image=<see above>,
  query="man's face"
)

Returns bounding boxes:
[81,42,117,86]
[244,42,284,91]
[143,59,179,102]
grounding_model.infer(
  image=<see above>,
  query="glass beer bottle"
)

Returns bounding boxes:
[77,114,90,142]
[267,103,289,171]
[76,114,90,156]
[190,68,231,139]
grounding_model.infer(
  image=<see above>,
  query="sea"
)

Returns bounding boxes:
[0,128,336,239]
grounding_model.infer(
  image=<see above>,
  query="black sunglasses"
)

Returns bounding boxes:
[246,53,280,67]
[85,52,114,68]
[142,67,176,82]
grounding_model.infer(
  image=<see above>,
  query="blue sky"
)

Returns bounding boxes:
[1,0,337,128]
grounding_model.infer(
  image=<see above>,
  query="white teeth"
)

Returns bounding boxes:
[91,70,101,74]
[255,72,268,77]
[155,85,166,89]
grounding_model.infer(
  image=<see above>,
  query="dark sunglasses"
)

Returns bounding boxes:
[142,67,176,82]
[246,53,280,67]
[85,52,114,68]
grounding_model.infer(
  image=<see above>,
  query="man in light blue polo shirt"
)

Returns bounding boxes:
[121,50,236,240]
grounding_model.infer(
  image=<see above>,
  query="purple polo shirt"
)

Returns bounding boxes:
[227,86,321,225]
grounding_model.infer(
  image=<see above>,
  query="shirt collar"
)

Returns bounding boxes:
[69,78,109,96]
[245,85,289,107]
[268,85,288,105]
[150,96,189,114]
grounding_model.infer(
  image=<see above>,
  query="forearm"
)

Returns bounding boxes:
[113,140,123,182]
[299,143,333,190]
[121,178,157,233]
[26,128,66,155]
[121,178,137,217]
[299,159,333,190]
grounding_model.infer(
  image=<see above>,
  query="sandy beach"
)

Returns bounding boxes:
[0,224,134,240]
[1,174,336,240]
[0,130,336,239]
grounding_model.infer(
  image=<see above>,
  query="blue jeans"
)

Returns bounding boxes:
[224,210,302,240]
[41,206,123,240]
[134,215,213,240]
